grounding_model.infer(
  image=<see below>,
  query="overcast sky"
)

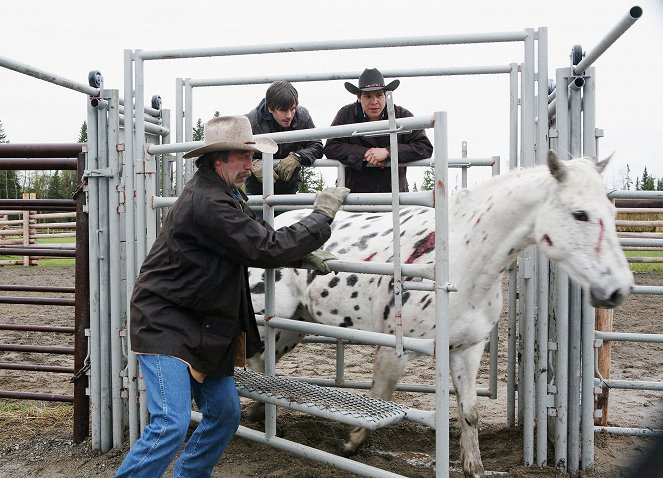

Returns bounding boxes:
[1,0,661,190]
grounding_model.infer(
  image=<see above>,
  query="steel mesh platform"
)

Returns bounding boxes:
[235,368,407,430]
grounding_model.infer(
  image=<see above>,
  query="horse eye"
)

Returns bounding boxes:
[572,210,589,222]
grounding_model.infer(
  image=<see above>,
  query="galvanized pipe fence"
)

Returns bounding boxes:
[0,6,650,477]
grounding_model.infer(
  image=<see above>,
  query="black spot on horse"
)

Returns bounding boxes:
[351,291,358,298]
[306,271,316,285]
[275,270,282,282]
[321,290,329,298]
[250,282,265,294]
[340,317,354,327]
[383,305,391,320]
[346,274,358,287]
[354,305,360,311]
[382,228,393,236]
[422,297,432,310]
[402,291,411,304]
[328,276,340,288]
[339,222,351,230]
[330,309,338,315]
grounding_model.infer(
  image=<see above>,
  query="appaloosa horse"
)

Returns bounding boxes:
[247,152,634,477]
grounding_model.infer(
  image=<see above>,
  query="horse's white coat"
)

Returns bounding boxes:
[248,154,633,478]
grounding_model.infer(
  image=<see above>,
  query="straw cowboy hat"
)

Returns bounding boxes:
[344,68,400,95]
[183,115,277,159]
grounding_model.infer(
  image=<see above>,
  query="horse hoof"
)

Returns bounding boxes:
[337,443,357,458]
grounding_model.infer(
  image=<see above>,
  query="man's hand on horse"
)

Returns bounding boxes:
[302,249,338,275]
[274,153,301,182]
[313,187,351,219]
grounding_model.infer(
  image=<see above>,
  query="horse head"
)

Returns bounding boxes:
[534,151,634,308]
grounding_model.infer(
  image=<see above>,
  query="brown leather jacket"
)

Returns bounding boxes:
[323,102,433,193]
[130,165,331,376]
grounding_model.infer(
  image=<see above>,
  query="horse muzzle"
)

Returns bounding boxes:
[589,285,633,308]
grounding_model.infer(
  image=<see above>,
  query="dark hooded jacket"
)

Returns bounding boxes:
[323,102,433,193]
[245,99,323,195]
[130,164,331,376]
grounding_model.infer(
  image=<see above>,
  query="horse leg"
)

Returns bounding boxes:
[450,341,486,478]
[340,345,410,456]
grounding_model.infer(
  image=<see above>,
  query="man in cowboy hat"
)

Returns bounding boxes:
[115,115,349,478]
[324,68,433,193]
[245,81,323,202]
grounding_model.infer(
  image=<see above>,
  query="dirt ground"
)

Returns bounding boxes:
[0,265,661,477]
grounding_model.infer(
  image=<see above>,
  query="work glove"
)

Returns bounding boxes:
[313,187,351,219]
[302,249,338,275]
[274,153,301,182]
[251,160,264,182]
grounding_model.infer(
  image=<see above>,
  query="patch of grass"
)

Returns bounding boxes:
[0,401,73,445]
[1,236,76,267]
[625,250,663,274]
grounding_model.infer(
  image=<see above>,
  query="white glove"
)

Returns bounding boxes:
[302,249,338,275]
[274,153,301,182]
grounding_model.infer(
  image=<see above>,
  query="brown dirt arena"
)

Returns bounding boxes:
[0,265,661,477]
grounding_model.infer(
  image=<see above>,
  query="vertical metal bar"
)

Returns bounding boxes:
[123,48,140,446]
[73,151,90,443]
[509,63,519,170]
[568,284,582,474]
[535,26,550,467]
[521,28,536,467]
[433,111,450,478]
[461,140,468,189]
[581,295,595,469]
[160,108,172,227]
[86,99,101,451]
[184,79,193,182]
[488,158,500,400]
[507,261,518,427]
[106,89,124,448]
[554,267,569,470]
[175,78,184,195]
[386,92,403,357]
[581,68,597,470]
[583,68,597,159]
[335,341,346,385]
[506,61,520,428]
[97,94,112,453]
[262,151,277,438]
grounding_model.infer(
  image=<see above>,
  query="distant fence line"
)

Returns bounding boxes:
[0,195,76,265]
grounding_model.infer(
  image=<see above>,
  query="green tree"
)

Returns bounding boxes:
[0,120,21,199]
[298,167,326,193]
[657,178,663,191]
[193,118,204,141]
[421,165,435,191]
[78,121,88,143]
[213,111,220,118]
[637,167,656,191]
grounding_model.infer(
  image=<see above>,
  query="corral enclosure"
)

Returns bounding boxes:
[0,265,661,477]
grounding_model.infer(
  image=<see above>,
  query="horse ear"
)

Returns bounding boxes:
[547,150,567,183]
[595,152,614,174]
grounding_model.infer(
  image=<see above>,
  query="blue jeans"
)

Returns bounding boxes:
[115,355,240,478]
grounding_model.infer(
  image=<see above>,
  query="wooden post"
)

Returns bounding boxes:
[594,308,613,426]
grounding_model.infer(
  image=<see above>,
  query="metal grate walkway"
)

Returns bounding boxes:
[235,368,407,430]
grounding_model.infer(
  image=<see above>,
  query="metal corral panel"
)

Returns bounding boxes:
[235,368,407,430]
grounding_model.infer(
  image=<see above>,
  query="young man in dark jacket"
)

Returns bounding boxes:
[323,68,433,193]
[114,116,349,478]
[245,80,323,196]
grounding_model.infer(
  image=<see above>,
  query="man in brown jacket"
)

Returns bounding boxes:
[115,116,349,478]
[323,68,433,193]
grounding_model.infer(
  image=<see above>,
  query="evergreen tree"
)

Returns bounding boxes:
[421,165,435,191]
[193,118,204,141]
[213,111,220,118]
[624,164,633,190]
[78,121,88,143]
[0,120,21,199]
[641,166,656,191]
[657,178,663,191]
[298,167,326,193]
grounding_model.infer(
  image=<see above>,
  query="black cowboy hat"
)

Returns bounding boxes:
[344,68,400,95]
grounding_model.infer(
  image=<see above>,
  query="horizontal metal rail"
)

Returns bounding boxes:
[0,390,73,402]
[0,199,76,211]
[0,362,73,373]
[0,285,75,293]
[0,247,76,258]
[0,344,74,354]
[0,296,75,306]
[0,324,74,333]
[139,31,529,61]
[595,426,663,437]
[0,158,78,170]
[0,143,84,158]
[596,331,663,343]
[632,285,663,295]
[595,378,663,392]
